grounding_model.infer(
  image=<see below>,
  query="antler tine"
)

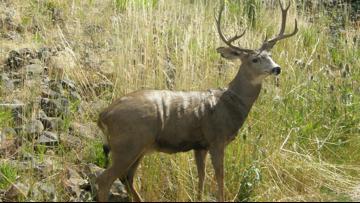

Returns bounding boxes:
[259,0,298,52]
[228,29,247,44]
[215,3,254,54]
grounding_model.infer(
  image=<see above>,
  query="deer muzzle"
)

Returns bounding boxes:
[271,67,281,75]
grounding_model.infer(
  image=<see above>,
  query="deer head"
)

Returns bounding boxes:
[216,0,298,82]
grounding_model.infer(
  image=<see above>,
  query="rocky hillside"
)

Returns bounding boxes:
[0,0,123,201]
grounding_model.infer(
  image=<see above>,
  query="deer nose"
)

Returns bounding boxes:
[271,67,281,75]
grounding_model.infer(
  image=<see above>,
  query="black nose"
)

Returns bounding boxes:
[271,67,281,75]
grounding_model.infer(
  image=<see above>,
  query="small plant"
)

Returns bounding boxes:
[0,163,17,190]
[236,164,261,202]
[83,140,107,168]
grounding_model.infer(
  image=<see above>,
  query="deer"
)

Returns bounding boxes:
[96,0,298,202]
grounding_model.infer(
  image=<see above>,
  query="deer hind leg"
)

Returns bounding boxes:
[120,156,144,202]
[96,140,147,202]
[194,149,208,201]
[209,144,225,202]
[96,165,122,202]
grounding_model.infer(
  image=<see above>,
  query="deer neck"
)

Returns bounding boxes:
[226,64,262,111]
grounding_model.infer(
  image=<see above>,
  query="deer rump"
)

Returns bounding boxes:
[99,89,246,154]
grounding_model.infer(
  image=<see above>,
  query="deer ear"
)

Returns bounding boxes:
[216,47,244,60]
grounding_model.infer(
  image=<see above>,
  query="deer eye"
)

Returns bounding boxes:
[252,58,259,63]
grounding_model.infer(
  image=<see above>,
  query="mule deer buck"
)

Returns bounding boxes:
[96,0,297,201]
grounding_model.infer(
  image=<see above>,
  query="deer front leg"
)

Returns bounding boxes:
[209,144,225,202]
[194,149,208,201]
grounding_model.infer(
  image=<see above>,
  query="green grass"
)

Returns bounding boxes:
[83,140,107,168]
[0,0,359,201]
[0,163,17,190]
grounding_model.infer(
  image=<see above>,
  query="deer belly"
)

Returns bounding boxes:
[154,129,208,154]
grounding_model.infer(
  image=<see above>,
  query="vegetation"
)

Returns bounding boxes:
[0,0,359,201]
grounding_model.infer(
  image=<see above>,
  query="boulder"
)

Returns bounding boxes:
[25,64,44,76]
[36,131,59,146]
[24,119,44,139]
[40,117,64,131]
[4,183,29,201]
[40,98,69,117]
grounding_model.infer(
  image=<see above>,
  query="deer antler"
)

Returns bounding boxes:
[215,3,255,54]
[259,0,298,52]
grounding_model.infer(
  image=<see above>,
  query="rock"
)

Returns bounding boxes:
[63,168,88,199]
[5,50,23,70]
[61,79,77,91]
[40,117,64,131]
[36,131,59,146]
[41,89,61,99]
[69,122,100,140]
[5,48,37,71]
[48,80,64,93]
[82,163,128,202]
[70,91,82,101]
[37,110,48,120]
[0,73,15,91]
[0,138,17,157]
[99,61,115,78]
[18,48,37,61]
[61,134,82,149]
[29,58,41,65]
[25,64,44,76]
[0,128,18,156]
[11,79,23,89]
[94,81,114,96]
[80,100,108,118]
[49,49,76,72]
[2,31,21,41]
[24,119,44,138]
[31,182,57,201]
[5,183,29,201]
[37,47,56,64]
[40,98,69,117]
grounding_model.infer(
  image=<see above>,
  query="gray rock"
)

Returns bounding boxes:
[32,182,57,201]
[12,79,23,88]
[5,50,23,70]
[37,110,48,120]
[64,168,89,199]
[0,73,15,91]
[29,58,41,65]
[5,48,37,71]
[41,89,61,99]
[61,134,82,149]
[70,122,100,140]
[61,79,77,91]
[70,91,82,101]
[37,47,55,64]
[48,80,64,94]
[24,119,44,138]
[40,117,64,131]
[40,98,69,117]
[36,131,59,146]
[94,81,114,96]
[5,183,29,201]
[25,64,44,76]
